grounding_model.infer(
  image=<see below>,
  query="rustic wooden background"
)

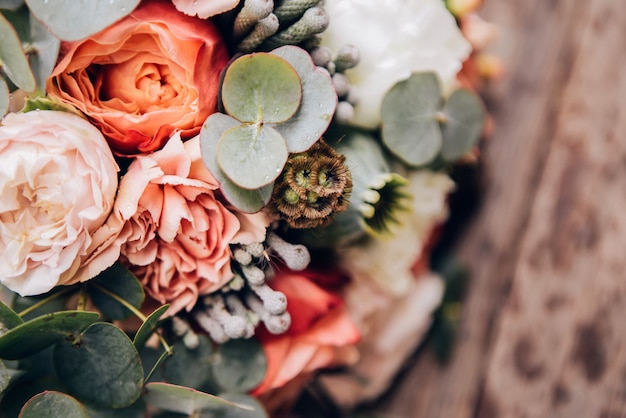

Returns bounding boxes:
[372,0,626,417]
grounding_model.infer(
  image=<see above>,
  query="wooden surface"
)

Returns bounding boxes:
[372,0,626,417]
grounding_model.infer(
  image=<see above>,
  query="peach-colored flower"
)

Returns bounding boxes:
[114,134,268,314]
[46,0,229,156]
[0,111,118,296]
[252,269,360,396]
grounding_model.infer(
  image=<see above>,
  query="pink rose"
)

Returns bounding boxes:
[0,111,118,295]
[114,134,268,314]
[46,0,229,156]
[252,269,360,396]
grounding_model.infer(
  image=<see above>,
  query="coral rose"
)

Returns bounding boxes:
[115,134,268,315]
[46,0,229,156]
[252,269,360,396]
[0,110,118,296]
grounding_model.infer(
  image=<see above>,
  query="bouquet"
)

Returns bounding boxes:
[0,0,499,416]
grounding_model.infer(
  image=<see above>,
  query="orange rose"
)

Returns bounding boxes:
[252,269,360,396]
[46,0,229,156]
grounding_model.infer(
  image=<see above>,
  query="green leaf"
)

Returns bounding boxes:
[28,10,60,89]
[200,113,273,213]
[0,299,23,335]
[0,375,66,417]
[0,311,98,360]
[54,322,143,408]
[217,123,288,190]
[143,382,253,415]
[213,393,268,418]
[211,339,266,393]
[0,359,9,393]
[381,72,443,167]
[0,76,9,116]
[440,88,486,161]
[133,304,169,349]
[162,335,215,391]
[221,53,302,124]
[24,0,140,41]
[0,13,35,91]
[270,46,337,153]
[19,391,89,418]
[88,262,144,321]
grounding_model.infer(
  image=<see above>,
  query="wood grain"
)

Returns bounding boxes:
[372,0,626,416]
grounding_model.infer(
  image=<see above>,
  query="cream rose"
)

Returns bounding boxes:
[114,134,268,315]
[0,110,119,296]
[320,0,472,129]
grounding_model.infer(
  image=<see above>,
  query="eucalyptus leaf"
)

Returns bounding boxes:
[19,391,89,418]
[0,77,8,115]
[381,72,443,167]
[0,359,9,393]
[162,335,214,391]
[29,10,60,89]
[25,0,140,41]
[211,339,266,393]
[143,382,253,415]
[88,262,144,321]
[221,53,302,124]
[270,46,337,152]
[440,88,486,161]
[217,124,288,190]
[0,12,35,91]
[54,322,143,408]
[0,311,99,360]
[0,299,23,335]
[213,393,268,418]
[200,113,274,213]
[133,304,169,349]
[0,375,66,417]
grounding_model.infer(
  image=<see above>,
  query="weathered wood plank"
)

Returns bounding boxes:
[374,0,598,416]
[478,0,626,415]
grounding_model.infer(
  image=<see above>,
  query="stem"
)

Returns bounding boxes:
[76,285,87,311]
[91,283,173,355]
[18,287,74,318]
[145,348,172,383]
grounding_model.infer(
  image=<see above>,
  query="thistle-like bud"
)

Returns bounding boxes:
[262,6,329,49]
[268,139,352,229]
[233,0,275,38]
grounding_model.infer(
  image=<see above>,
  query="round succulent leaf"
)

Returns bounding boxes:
[381,72,443,167]
[0,311,99,360]
[211,338,266,393]
[143,382,252,415]
[133,304,169,349]
[200,113,273,212]
[270,46,337,153]
[0,77,9,116]
[440,88,486,161]
[214,393,268,418]
[88,262,145,321]
[217,124,288,190]
[19,391,89,418]
[54,322,143,408]
[0,13,35,91]
[0,300,23,335]
[221,53,302,124]
[25,0,140,41]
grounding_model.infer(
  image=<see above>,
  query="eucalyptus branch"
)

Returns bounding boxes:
[76,285,87,311]
[144,348,172,383]
[91,283,173,355]
[17,286,74,318]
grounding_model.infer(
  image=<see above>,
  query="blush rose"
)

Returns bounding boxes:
[114,134,268,315]
[0,110,118,296]
[46,0,229,156]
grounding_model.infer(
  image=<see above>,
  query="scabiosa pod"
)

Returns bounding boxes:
[268,139,353,229]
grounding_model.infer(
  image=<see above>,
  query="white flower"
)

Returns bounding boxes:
[321,0,472,129]
[337,170,455,296]
[0,111,119,296]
